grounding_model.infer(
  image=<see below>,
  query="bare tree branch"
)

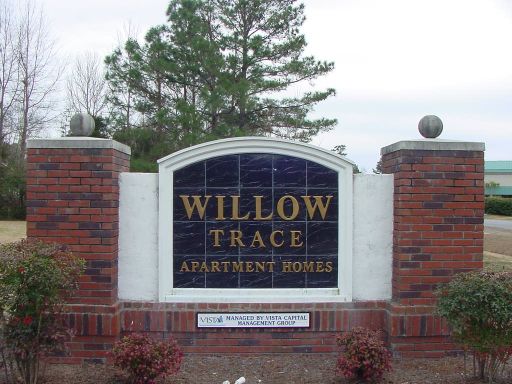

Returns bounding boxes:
[66,52,107,117]
[0,1,19,145]
[15,0,62,155]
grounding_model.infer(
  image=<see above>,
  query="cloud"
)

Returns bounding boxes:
[303,0,512,96]
[42,0,511,171]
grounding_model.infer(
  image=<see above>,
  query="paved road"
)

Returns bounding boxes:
[485,219,512,231]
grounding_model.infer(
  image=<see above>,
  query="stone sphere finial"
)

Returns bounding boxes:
[69,113,95,137]
[418,115,443,138]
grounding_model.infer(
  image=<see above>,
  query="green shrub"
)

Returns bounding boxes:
[436,271,512,382]
[0,239,85,384]
[485,197,512,216]
[336,327,392,382]
[130,157,157,173]
[0,150,26,219]
[112,333,183,384]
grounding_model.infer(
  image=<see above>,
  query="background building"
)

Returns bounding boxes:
[485,161,512,196]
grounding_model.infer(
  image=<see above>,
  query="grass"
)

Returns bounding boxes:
[484,251,512,272]
[485,214,512,221]
[0,220,26,244]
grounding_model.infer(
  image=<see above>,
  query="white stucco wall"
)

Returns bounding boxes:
[118,173,393,302]
[352,174,393,300]
[118,173,159,300]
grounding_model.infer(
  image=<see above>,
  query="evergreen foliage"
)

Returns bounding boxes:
[105,0,336,170]
[0,143,25,219]
[485,197,512,216]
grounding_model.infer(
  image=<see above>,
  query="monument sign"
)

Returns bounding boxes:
[158,137,354,301]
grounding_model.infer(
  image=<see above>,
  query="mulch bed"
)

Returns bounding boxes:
[39,354,512,384]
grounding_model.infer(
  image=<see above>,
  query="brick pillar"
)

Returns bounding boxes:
[26,137,130,363]
[381,139,485,357]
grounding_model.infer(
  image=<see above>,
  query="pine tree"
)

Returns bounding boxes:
[105,0,336,169]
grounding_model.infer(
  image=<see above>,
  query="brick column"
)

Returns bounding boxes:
[26,137,130,363]
[381,139,485,357]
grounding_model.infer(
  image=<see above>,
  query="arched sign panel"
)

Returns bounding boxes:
[158,138,353,302]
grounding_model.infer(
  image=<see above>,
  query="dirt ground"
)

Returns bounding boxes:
[36,355,512,384]
[483,216,512,271]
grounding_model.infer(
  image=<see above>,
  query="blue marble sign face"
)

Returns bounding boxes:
[173,153,338,289]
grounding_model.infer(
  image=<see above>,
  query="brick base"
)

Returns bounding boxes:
[386,303,453,358]
[120,302,387,355]
[54,300,460,362]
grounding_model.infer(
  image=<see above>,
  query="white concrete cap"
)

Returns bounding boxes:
[27,137,131,155]
[381,139,485,156]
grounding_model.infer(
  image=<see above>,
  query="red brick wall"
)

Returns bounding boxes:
[26,142,130,363]
[26,146,130,305]
[382,147,484,357]
[382,149,484,305]
[121,302,387,354]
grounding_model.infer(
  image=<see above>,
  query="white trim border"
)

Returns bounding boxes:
[158,137,353,303]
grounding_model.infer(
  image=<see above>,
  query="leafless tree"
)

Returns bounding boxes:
[66,52,107,117]
[16,0,62,155]
[0,1,19,146]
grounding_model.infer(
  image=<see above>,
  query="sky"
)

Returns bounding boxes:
[42,0,512,172]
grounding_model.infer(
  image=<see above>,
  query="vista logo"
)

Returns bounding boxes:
[199,315,224,324]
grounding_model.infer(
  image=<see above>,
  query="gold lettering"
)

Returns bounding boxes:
[211,261,220,272]
[180,195,211,220]
[302,195,332,220]
[255,262,266,272]
[276,195,299,220]
[254,196,272,220]
[231,196,250,220]
[292,262,302,272]
[209,229,224,247]
[316,261,325,273]
[180,262,190,272]
[270,230,284,247]
[282,261,292,272]
[325,261,333,273]
[303,261,315,272]
[198,262,209,273]
[232,262,244,272]
[290,230,303,247]
[250,230,266,248]
[177,261,293,273]
[230,230,245,247]
[216,196,226,220]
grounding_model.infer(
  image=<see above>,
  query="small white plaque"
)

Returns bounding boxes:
[197,312,310,328]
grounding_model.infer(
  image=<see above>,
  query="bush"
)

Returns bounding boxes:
[485,197,512,216]
[0,145,26,219]
[112,333,183,384]
[436,271,512,381]
[0,239,85,384]
[336,327,392,382]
